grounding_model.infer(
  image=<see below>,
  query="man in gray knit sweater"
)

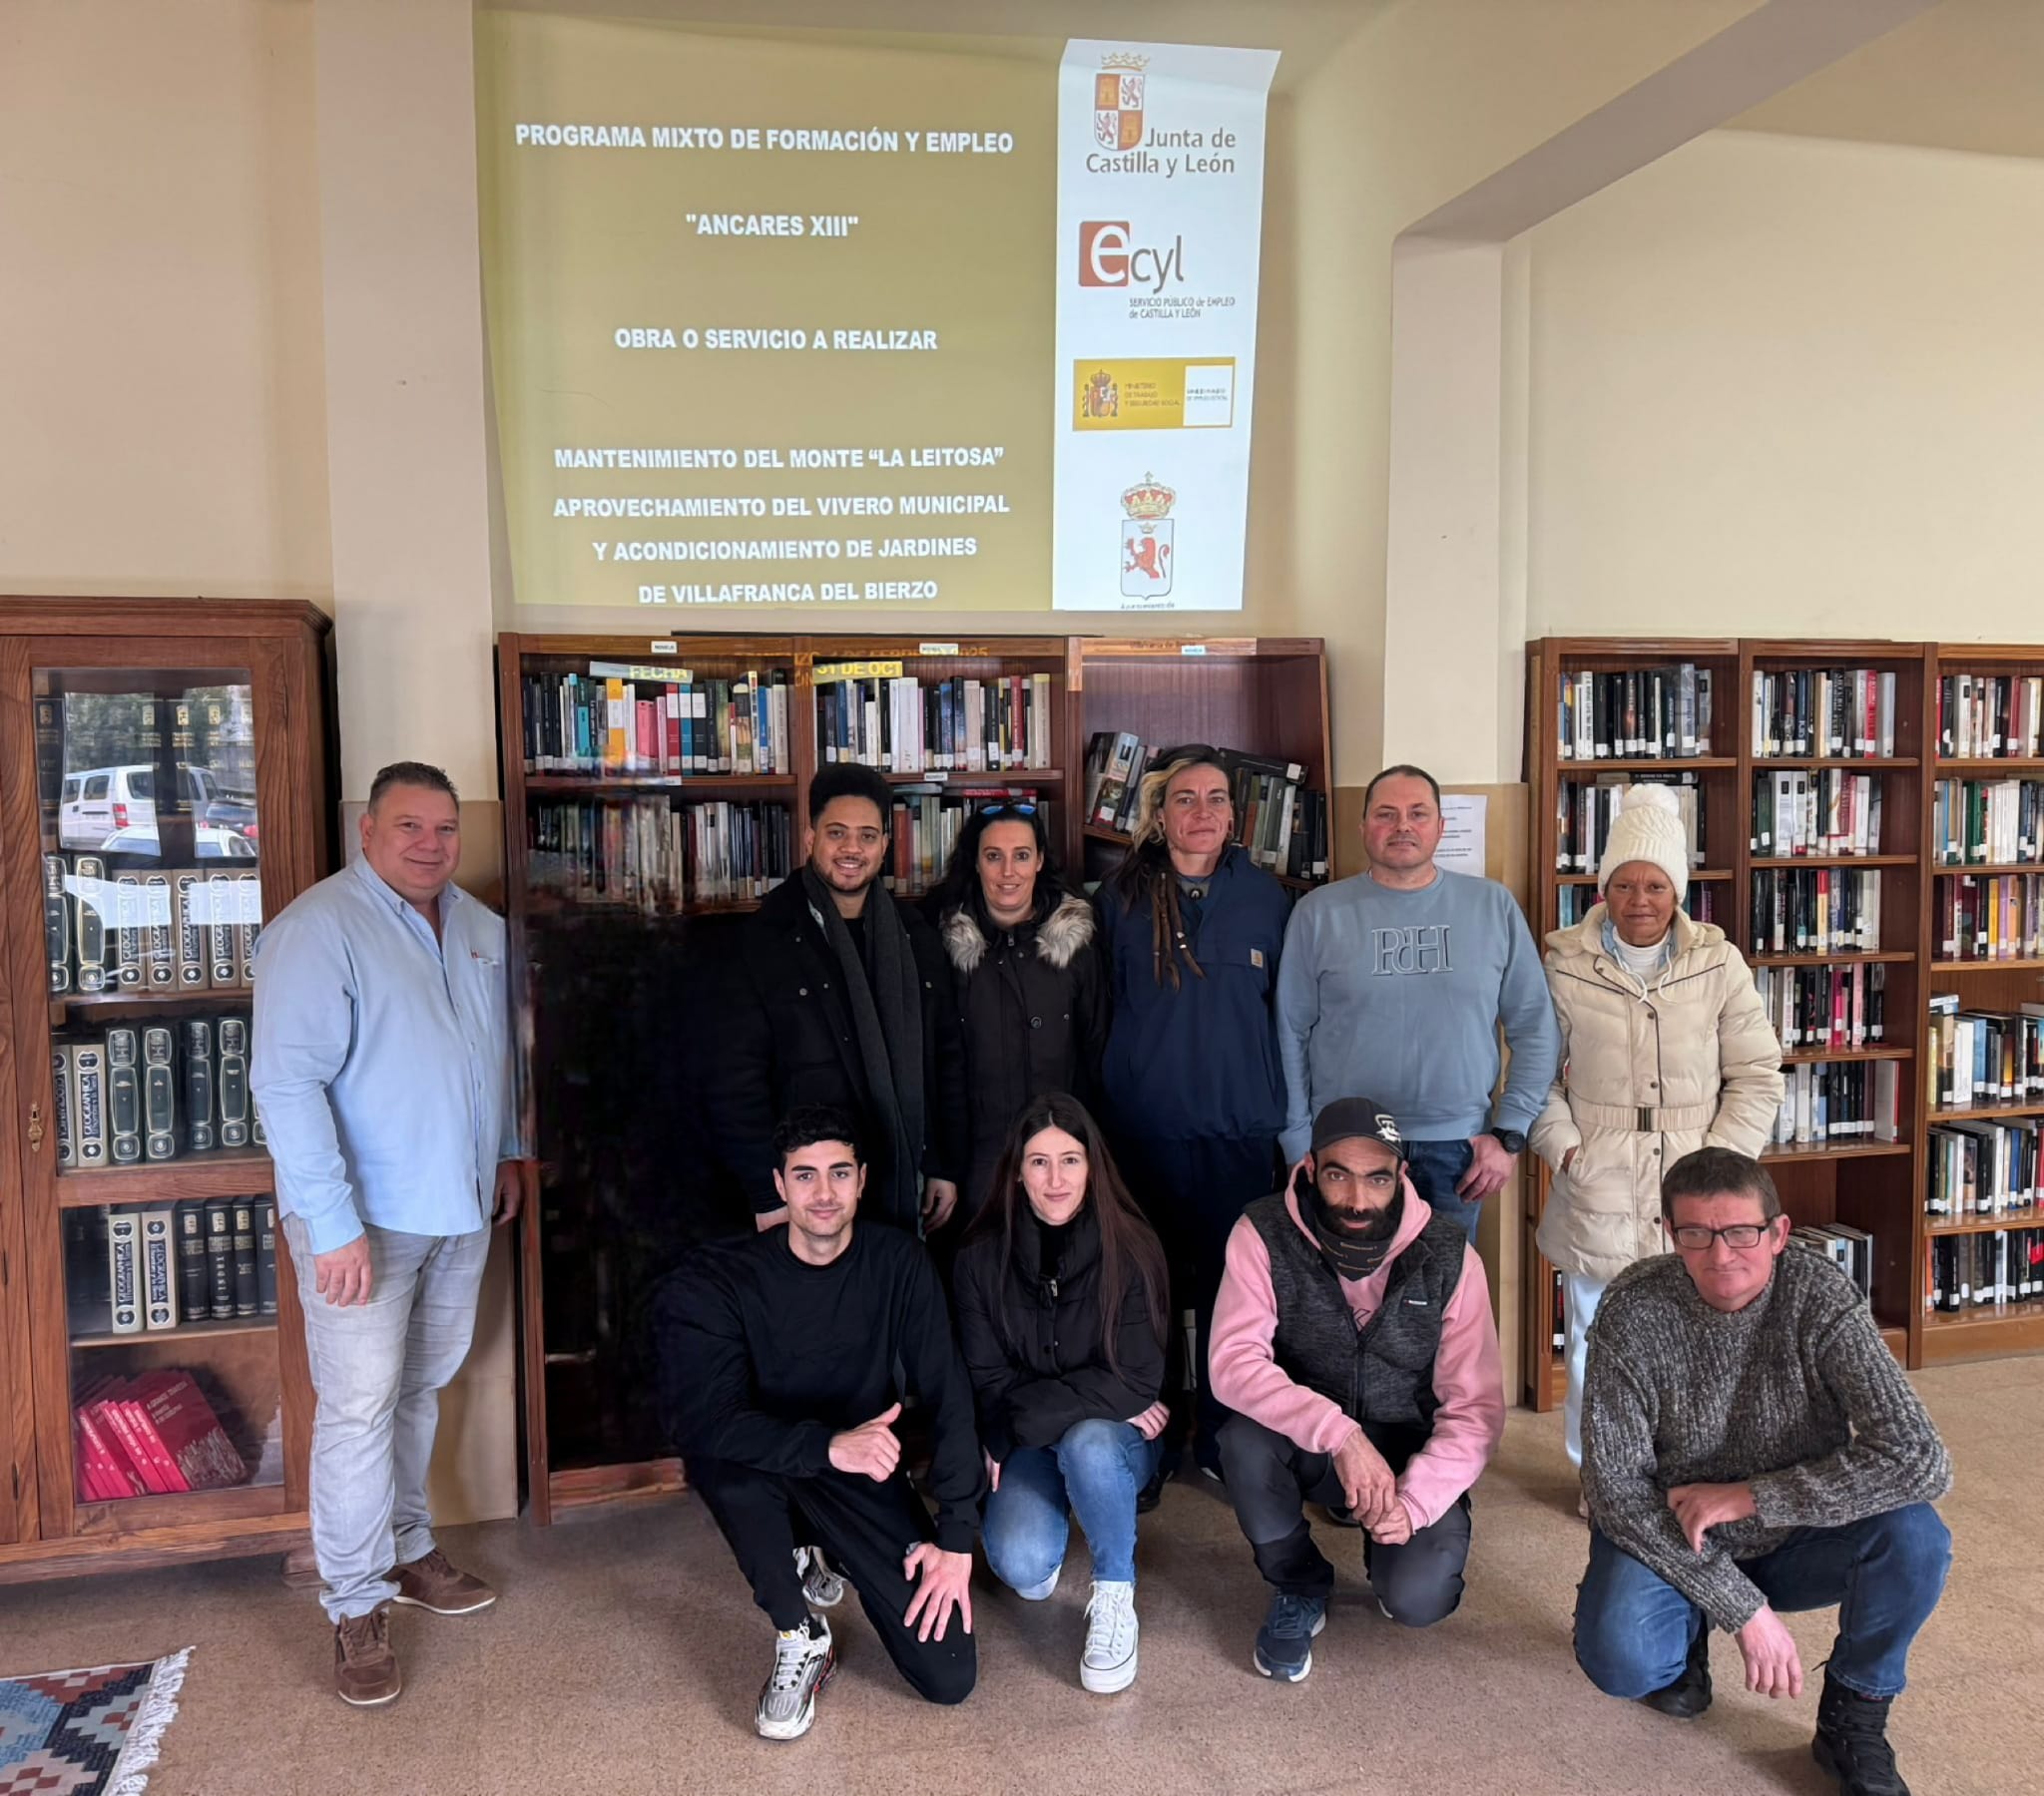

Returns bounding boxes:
[1576,1148,1950,1796]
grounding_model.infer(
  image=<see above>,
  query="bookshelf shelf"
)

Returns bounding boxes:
[1926,1215,2042,1237]
[1761,1140,1911,1161]
[1781,1047,1911,1065]
[1750,855,1914,869]
[0,596,330,1581]
[57,1151,274,1208]
[498,630,1330,1519]
[1752,756,1919,769]
[1526,636,2044,1400]
[1752,951,1914,967]
[71,1316,277,1351]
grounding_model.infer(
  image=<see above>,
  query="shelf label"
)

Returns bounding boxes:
[649,641,679,656]
[917,642,959,657]
[1181,644,1209,657]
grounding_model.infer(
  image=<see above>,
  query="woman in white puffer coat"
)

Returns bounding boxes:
[1529,783,1785,1480]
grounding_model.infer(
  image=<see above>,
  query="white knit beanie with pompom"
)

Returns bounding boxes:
[1597,782,1690,902]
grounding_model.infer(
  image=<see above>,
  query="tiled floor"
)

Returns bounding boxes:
[2,1358,2033,1796]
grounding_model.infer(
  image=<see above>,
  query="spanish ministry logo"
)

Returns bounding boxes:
[1121,474,1175,599]
[1093,52,1147,151]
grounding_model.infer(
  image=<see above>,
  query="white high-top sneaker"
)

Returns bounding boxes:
[1080,1579,1139,1693]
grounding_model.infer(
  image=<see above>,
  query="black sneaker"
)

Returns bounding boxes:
[1252,1591,1327,1683]
[756,1615,834,1741]
[1812,1670,1911,1796]
[1640,1622,1713,1719]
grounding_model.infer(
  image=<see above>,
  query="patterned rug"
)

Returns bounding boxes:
[0,1650,190,1796]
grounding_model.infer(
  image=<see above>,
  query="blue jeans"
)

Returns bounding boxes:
[982,1418,1162,1592]
[1404,1136,1482,1239]
[1575,1506,1951,1700]
[282,1215,491,1622]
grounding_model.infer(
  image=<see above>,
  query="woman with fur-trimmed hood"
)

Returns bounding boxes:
[928,801,1109,1218]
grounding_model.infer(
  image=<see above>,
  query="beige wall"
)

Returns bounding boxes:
[0,0,332,603]
[1524,129,2044,643]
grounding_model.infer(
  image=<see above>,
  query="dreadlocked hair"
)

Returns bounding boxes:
[1104,748,1228,991]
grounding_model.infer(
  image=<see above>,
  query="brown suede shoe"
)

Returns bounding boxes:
[334,1605,401,1707]
[392,1547,497,1615]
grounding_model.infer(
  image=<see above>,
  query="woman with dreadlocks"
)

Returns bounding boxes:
[1095,745,1290,1484]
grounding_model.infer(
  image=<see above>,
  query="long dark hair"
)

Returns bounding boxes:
[964,1093,1168,1380]
[1104,744,1229,990]
[927,801,1073,931]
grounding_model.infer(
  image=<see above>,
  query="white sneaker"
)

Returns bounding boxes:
[757,1615,833,1741]
[795,1545,845,1608]
[1080,1579,1139,1694]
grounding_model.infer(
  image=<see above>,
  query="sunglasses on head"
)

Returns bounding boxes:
[979,801,1038,817]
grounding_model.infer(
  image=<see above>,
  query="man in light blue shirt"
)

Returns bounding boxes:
[253,760,524,1708]
[1278,765,1561,1239]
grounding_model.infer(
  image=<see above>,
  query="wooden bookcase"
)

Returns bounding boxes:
[494,631,1328,1520]
[1523,636,2044,1410]
[0,598,333,1582]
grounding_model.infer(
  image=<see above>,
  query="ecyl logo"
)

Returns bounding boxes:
[1078,221,1186,292]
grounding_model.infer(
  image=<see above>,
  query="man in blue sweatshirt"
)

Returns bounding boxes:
[1277,766,1560,1238]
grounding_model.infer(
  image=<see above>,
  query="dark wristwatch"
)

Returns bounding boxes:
[1489,1126,1528,1154]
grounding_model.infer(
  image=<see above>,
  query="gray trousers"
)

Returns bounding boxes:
[284,1215,490,1621]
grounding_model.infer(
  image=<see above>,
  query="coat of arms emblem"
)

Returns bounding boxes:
[1121,474,1175,599]
[1093,53,1147,152]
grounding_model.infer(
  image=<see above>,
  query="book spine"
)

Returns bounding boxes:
[205,1200,236,1319]
[74,854,108,993]
[43,853,71,993]
[182,1018,216,1151]
[206,873,237,986]
[231,1200,259,1318]
[144,871,175,988]
[108,1209,143,1335]
[256,1197,278,1316]
[141,1208,178,1330]
[235,872,261,987]
[217,1017,251,1147]
[142,1025,177,1160]
[105,1028,143,1165]
[173,870,207,987]
[115,872,145,989]
[176,1200,210,1322]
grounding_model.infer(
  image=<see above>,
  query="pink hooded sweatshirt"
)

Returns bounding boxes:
[1209,1177,1506,1532]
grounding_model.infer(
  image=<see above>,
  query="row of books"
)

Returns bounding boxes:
[815,664,1054,773]
[1926,1121,2040,1220]
[1789,1225,1875,1301]
[1755,963,1887,1053]
[1931,871,2044,962]
[1925,999,2044,1112]
[1083,734,1329,882]
[1772,1060,1901,1146]
[883,787,1049,898]
[1931,778,2044,866]
[52,1015,256,1169]
[43,856,259,996]
[1555,884,1723,928]
[1554,775,1707,874]
[1927,1230,2044,1312]
[73,1370,250,1500]
[1750,868,1884,956]
[1555,664,1717,760]
[1750,769,1885,858]
[1936,673,2044,761]
[66,1200,278,1336]
[519,665,794,775]
[527,799,792,913]
[1751,668,1902,760]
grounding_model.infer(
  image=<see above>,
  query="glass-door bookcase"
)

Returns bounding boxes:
[0,599,333,1582]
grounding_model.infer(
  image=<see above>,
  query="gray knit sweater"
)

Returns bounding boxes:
[1582,1246,1952,1632]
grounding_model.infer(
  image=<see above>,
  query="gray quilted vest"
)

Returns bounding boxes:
[1244,1190,1466,1438]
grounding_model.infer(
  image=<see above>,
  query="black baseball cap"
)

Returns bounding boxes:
[1309,1097,1406,1160]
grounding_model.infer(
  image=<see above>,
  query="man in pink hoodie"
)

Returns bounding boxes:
[1212,1096,1505,1682]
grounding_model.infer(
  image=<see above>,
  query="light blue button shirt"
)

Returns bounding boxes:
[252,857,519,1254]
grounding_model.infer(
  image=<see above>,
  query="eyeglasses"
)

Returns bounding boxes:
[978,801,1038,817]
[1668,1222,1774,1250]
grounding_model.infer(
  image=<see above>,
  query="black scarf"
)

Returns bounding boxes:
[801,866,927,1232]
[1301,1168,1404,1280]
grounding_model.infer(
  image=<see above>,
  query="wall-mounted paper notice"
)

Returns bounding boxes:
[1434,793,1488,878]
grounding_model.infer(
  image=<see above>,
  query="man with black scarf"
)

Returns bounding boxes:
[705,762,968,1234]
[1210,1097,1505,1683]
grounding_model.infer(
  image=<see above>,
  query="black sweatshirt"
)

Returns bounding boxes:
[659,1221,984,1553]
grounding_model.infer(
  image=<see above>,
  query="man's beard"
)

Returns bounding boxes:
[1306,1179,1405,1278]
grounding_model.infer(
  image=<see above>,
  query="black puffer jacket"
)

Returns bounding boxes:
[939,892,1109,1212]
[951,1203,1165,1465]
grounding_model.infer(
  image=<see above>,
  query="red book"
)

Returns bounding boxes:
[74,1378,148,1499]
[136,1370,247,1491]
[665,684,682,771]
[93,1381,182,1493]
[71,1406,129,1501]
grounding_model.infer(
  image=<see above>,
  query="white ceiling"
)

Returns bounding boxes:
[481,0,1398,94]
[1732,0,2044,160]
